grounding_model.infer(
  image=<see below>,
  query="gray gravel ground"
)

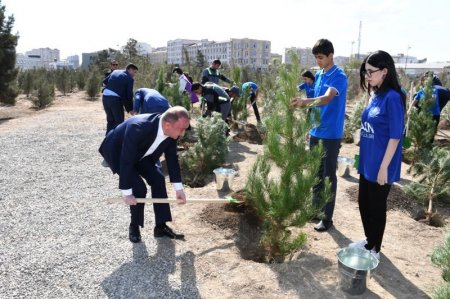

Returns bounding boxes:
[0,101,202,298]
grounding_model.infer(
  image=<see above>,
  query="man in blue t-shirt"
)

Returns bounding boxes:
[291,39,348,232]
[133,88,170,115]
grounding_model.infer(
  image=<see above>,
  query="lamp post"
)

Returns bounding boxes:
[404,45,411,72]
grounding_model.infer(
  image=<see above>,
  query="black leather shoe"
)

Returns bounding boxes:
[154,224,185,240]
[314,220,333,232]
[129,224,141,243]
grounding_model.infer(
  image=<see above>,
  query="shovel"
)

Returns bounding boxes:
[107,196,242,204]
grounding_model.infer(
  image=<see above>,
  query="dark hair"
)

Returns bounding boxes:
[212,59,221,65]
[172,67,183,75]
[191,82,202,91]
[312,39,334,56]
[359,50,406,107]
[301,70,315,81]
[126,63,138,71]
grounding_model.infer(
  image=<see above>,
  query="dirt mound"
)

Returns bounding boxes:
[345,184,424,218]
[199,190,267,262]
[232,123,264,144]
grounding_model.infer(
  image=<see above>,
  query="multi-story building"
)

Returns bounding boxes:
[284,47,315,66]
[16,47,60,69]
[81,52,98,69]
[149,47,167,64]
[66,55,80,68]
[168,38,271,70]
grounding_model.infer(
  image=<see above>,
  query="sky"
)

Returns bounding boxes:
[3,0,450,62]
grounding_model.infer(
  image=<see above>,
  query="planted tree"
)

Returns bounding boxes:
[405,147,450,225]
[431,230,450,299]
[245,55,329,262]
[54,68,71,96]
[180,112,230,187]
[156,66,166,94]
[343,96,365,143]
[406,76,436,165]
[31,78,55,109]
[163,82,191,111]
[18,70,35,97]
[0,1,19,105]
[76,69,87,90]
[86,70,101,100]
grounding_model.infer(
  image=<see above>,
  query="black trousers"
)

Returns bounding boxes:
[129,156,172,227]
[310,136,341,222]
[358,175,392,252]
[102,95,124,135]
[249,93,261,122]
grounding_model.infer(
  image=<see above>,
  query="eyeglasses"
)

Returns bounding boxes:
[111,63,118,66]
[363,69,381,78]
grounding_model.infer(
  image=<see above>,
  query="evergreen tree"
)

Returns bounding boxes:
[405,147,450,223]
[407,76,436,165]
[31,77,55,109]
[196,50,206,69]
[180,113,230,186]
[123,38,138,61]
[18,70,35,97]
[0,1,19,105]
[54,68,71,95]
[431,230,450,299]
[86,70,101,100]
[76,69,87,90]
[156,66,166,94]
[245,54,329,262]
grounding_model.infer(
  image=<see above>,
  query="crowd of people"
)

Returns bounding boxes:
[97,38,449,263]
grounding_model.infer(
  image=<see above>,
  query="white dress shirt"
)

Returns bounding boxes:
[121,119,183,196]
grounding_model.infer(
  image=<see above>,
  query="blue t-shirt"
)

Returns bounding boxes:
[309,65,347,139]
[358,89,404,184]
[242,82,258,95]
[414,88,440,116]
[298,82,315,98]
[134,88,170,114]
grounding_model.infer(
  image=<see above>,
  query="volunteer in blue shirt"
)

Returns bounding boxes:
[348,50,405,261]
[297,70,315,98]
[133,88,170,115]
[242,82,261,123]
[291,39,348,232]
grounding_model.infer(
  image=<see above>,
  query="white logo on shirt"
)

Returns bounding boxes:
[361,121,374,139]
[368,107,380,118]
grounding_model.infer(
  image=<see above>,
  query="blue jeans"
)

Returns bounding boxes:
[102,95,124,135]
[310,136,341,222]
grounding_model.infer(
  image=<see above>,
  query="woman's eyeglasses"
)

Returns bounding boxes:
[363,69,381,78]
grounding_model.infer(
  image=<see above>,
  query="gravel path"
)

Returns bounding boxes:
[0,93,446,299]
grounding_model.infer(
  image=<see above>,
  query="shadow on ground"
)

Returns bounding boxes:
[101,239,200,298]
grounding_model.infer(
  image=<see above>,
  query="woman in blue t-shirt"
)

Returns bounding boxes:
[348,50,405,261]
[297,70,315,98]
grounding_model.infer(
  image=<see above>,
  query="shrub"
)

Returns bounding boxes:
[30,78,55,109]
[405,147,450,224]
[76,69,87,90]
[54,68,72,96]
[431,230,450,299]
[86,71,101,100]
[163,82,191,111]
[245,54,329,262]
[343,96,365,143]
[180,112,230,186]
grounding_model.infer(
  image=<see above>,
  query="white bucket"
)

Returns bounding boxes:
[213,168,236,192]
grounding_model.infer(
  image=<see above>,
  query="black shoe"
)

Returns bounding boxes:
[314,220,333,232]
[129,224,141,243]
[154,224,185,240]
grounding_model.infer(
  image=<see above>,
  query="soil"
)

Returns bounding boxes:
[2,90,450,298]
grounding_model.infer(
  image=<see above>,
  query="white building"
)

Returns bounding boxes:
[81,52,98,69]
[49,61,75,69]
[136,42,152,56]
[284,47,315,66]
[66,55,79,68]
[16,47,60,69]
[396,62,450,77]
[169,38,271,70]
[149,47,167,64]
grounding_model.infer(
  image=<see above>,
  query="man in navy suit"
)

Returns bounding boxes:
[99,106,190,242]
[133,88,170,114]
[102,63,138,134]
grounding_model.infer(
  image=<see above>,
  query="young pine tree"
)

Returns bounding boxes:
[407,76,436,165]
[31,78,55,109]
[86,70,101,100]
[245,54,329,262]
[0,1,19,105]
[431,230,450,299]
[54,68,71,96]
[405,147,450,224]
[180,112,230,186]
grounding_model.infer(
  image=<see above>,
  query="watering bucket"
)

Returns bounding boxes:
[337,247,379,295]
[213,168,236,192]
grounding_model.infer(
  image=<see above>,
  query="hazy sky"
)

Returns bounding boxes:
[4,0,450,62]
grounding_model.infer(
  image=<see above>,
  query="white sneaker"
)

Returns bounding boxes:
[370,249,380,261]
[348,239,368,249]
